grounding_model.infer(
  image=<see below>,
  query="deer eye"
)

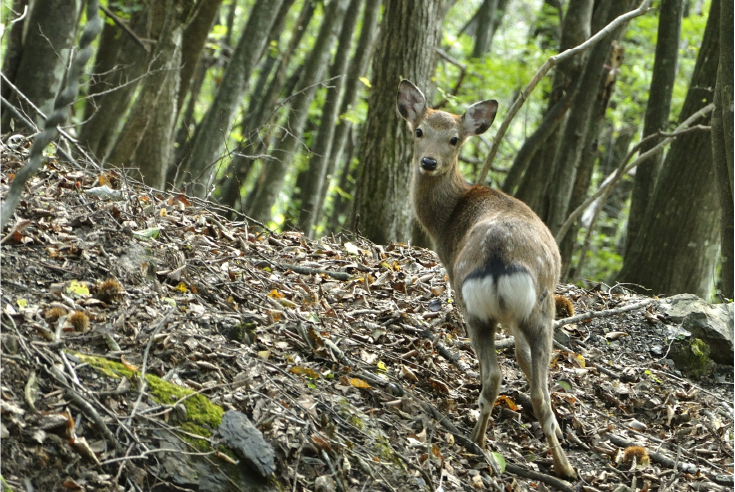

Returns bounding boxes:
[450,137,459,146]
[415,128,423,138]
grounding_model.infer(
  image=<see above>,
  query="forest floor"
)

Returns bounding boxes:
[1,138,733,492]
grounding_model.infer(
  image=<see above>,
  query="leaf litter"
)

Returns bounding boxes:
[0,139,733,491]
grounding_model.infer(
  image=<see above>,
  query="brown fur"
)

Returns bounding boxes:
[397,80,575,479]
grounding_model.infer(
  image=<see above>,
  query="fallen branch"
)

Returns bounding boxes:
[553,298,655,329]
[476,0,652,183]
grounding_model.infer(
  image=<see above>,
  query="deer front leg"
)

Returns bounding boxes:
[466,318,502,448]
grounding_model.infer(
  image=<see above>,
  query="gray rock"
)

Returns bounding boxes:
[218,410,276,478]
[658,294,734,365]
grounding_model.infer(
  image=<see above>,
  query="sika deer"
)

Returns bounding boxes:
[397,80,575,479]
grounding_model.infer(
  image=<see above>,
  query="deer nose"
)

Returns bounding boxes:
[421,157,437,170]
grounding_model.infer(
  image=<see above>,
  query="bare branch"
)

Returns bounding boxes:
[555,104,713,242]
[98,4,149,52]
[475,0,653,184]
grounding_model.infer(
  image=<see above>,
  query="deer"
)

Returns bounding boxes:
[396,80,575,480]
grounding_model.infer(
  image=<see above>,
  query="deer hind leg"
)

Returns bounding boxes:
[516,319,575,479]
[466,317,502,448]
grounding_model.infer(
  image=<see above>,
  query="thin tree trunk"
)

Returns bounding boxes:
[248,0,351,223]
[176,0,224,121]
[472,0,499,58]
[213,0,309,211]
[711,0,733,299]
[328,127,357,230]
[2,0,82,130]
[513,0,594,213]
[297,0,363,236]
[625,0,683,258]
[179,0,286,197]
[616,0,720,298]
[1,0,28,102]
[546,0,633,238]
[350,0,449,244]
[77,5,148,160]
[313,0,380,229]
[106,0,194,189]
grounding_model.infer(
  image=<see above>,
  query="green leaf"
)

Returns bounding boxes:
[490,452,506,473]
[133,228,160,239]
[358,77,371,88]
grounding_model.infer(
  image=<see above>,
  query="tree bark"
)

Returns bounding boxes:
[297,0,363,236]
[248,0,351,223]
[350,0,448,245]
[2,0,81,130]
[616,0,721,298]
[711,0,733,299]
[77,3,148,160]
[546,0,633,238]
[106,0,194,189]
[625,0,683,259]
[513,0,594,213]
[180,0,286,197]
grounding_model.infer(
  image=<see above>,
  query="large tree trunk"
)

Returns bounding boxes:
[545,0,633,238]
[711,0,733,299]
[215,0,314,214]
[625,0,683,258]
[106,0,194,189]
[512,0,594,212]
[616,0,721,298]
[350,0,448,245]
[297,0,363,236]
[2,0,81,130]
[179,0,285,197]
[77,3,148,160]
[248,0,351,223]
[471,0,499,58]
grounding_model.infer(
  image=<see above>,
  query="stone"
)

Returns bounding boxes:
[218,410,276,478]
[658,294,734,365]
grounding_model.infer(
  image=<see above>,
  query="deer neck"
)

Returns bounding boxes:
[411,161,470,247]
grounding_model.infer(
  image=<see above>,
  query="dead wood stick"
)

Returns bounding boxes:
[504,463,574,492]
[553,298,655,329]
[281,262,350,281]
[68,389,119,450]
[477,0,652,183]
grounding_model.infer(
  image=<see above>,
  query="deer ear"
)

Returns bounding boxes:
[397,80,427,125]
[462,100,498,135]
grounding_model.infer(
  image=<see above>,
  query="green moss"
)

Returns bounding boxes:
[73,353,224,429]
[669,338,716,379]
[180,422,212,452]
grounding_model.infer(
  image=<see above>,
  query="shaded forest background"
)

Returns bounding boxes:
[1,0,732,301]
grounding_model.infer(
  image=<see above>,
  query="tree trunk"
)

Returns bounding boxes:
[625,0,683,259]
[512,0,594,213]
[217,0,315,214]
[77,4,148,160]
[106,0,194,189]
[1,0,28,102]
[297,0,363,236]
[176,0,224,121]
[711,0,733,299]
[546,0,633,238]
[616,0,721,298]
[350,0,448,245]
[2,0,81,130]
[180,0,286,197]
[313,0,380,229]
[248,0,351,223]
[471,0,499,58]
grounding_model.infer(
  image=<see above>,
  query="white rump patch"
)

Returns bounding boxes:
[462,272,536,323]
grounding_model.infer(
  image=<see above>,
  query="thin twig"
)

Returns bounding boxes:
[476,0,652,183]
[98,4,149,52]
[68,389,120,450]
